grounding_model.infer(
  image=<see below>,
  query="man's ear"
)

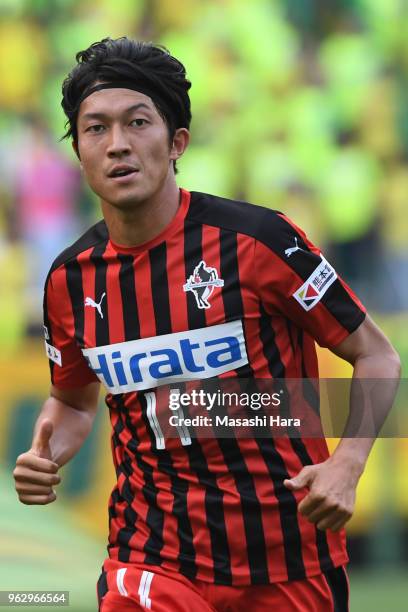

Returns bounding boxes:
[72,140,80,160]
[170,128,190,162]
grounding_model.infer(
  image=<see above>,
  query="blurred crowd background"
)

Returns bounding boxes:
[0,1,407,610]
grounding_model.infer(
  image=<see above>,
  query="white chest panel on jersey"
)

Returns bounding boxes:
[82,320,248,393]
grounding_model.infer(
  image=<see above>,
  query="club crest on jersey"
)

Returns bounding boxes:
[293,257,337,311]
[183,260,224,309]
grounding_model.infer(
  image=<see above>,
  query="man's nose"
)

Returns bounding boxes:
[106,125,131,156]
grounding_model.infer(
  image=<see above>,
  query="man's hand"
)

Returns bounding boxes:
[13,419,61,505]
[283,457,361,532]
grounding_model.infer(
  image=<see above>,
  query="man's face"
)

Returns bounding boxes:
[76,88,181,208]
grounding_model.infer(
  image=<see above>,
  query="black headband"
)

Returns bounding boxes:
[78,81,177,127]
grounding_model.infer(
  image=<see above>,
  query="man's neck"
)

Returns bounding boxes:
[101,179,181,247]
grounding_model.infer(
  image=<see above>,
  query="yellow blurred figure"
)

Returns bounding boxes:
[0,20,47,111]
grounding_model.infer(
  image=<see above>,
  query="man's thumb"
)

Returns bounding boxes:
[283,468,313,491]
[31,419,53,458]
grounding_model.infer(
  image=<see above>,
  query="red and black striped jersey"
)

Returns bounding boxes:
[43,188,366,585]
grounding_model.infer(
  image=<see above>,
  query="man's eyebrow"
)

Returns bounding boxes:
[81,103,152,121]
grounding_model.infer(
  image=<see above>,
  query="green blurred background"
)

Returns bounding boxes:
[0,0,407,610]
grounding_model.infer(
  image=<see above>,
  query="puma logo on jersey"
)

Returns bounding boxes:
[285,237,305,258]
[85,292,106,319]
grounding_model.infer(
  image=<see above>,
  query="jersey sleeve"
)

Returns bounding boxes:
[254,213,366,348]
[43,267,99,388]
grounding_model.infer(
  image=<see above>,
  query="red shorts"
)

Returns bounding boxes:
[97,559,349,612]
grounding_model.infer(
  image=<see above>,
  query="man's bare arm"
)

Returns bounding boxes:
[325,313,401,469]
[284,315,401,531]
[13,382,100,505]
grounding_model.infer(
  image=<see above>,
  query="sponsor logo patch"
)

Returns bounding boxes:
[45,341,62,366]
[183,260,224,309]
[82,320,248,393]
[293,257,337,311]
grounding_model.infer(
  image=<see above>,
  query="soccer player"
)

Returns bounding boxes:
[13,38,400,611]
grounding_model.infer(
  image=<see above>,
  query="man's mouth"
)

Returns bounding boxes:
[108,165,139,182]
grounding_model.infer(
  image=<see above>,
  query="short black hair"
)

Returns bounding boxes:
[61,37,192,167]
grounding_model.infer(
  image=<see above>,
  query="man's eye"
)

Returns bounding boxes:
[130,118,148,127]
[87,124,105,133]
